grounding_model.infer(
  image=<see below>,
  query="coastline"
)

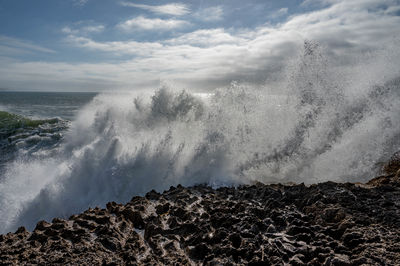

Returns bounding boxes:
[1,165,399,265]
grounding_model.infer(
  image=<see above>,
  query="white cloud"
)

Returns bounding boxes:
[2,0,400,91]
[62,24,105,35]
[383,5,400,14]
[166,29,245,46]
[73,0,89,7]
[194,6,224,22]
[119,2,190,16]
[82,25,105,33]
[301,0,335,7]
[117,16,189,31]
[277,7,288,16]
[0,35,56,55]
[65,35,163,56]
[268,7,289,20]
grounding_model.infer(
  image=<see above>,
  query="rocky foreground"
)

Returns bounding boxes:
[1,171,400,265]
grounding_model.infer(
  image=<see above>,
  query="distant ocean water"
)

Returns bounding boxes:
[0,42,399,234]
[0,91,97,120]
[0,91,96,183]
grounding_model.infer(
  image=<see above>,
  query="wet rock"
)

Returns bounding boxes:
[342,232,364,248]
[15,227,27,234]
[324,254,351,266]
[322,208,346,223]
[121,208,145,229]
[155,203,170,215]
[145,189,161,200]
[287,225,313,236]
[1,170,400,265]
[171,207,187,220]
[290,255,306,266]
[188,243,210,260]
[34,220,51,231]
[28,231,47,244]
[266,224,276,233]
[229,233,242,248]
[99,237,120,251]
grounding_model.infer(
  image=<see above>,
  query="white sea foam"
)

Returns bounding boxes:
[0,41,400,233]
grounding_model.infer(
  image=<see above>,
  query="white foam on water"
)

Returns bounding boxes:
[1,41,400,233]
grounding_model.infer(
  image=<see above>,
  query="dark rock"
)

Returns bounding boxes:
[28,232,47,244]
[342,232,364,248]
[15,227,27,234]
[290,255,306,265]
[155,203,170,215]
[34,220,51,231]
[188,243,210,260]
[1,168,400,265]
[287,225,313,236]
[121,208,145,229]
[99,237,120,251]
[324,254,351,266]
[229,233,242,248]
[171,207,187,220]
[266,224,276,233]
[145,189,161,200]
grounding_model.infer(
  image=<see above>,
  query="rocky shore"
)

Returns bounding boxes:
[1,165,400,265]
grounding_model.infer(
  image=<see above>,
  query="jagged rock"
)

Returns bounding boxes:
[145,189,161,200]
[121,208,145,229]
[0,172,400,265]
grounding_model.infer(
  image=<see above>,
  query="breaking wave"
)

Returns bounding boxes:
[1,41,400,233]
[0,111,68,173]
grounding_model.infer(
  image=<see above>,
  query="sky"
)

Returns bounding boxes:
[0,0,399,92]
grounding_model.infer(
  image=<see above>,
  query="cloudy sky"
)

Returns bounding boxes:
[0,0,399,91]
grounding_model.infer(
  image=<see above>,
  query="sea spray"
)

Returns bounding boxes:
[0,42,400,233]
[0,112,68,177]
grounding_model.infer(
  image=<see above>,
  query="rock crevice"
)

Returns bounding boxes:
[0,176,400,265]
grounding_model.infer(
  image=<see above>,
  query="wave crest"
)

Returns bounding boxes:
[1,42,400,233]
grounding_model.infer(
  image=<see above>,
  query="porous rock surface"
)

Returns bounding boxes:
[1,173,400,265]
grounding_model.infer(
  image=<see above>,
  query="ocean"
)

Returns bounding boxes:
[0,91,97,120]
[1,44,400,234]
[0,91,96,174]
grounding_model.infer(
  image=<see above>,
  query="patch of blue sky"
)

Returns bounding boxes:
[0,0,399,91]
[0,0,305,62]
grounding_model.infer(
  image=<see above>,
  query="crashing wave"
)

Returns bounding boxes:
[0,111,68,173]
[0,41,399,233]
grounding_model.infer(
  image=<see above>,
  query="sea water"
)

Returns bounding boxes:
[0,91,97,120]
[0,42,399,233]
